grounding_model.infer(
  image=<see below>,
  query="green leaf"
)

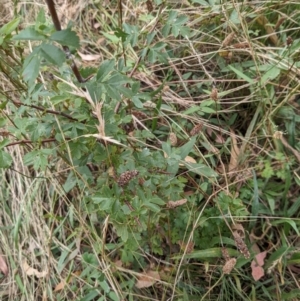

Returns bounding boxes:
[23,149,53,171]
[250,171,259,228]
[12,27,46,41]
[79,290,99,301]
[167,159,179,175]
[179,26,192,38]
[99,280,110,294]
[105,84,121,100]
[96,59,115,81]
[266,246,290,268]
[174,15,188,25]
[149,197,165,205]
[108,291,119,301]
[114,27,128,42]
[0,18,20,35]
[172,26,179,38]
[173,247,240,259]
[179,137,196,159]
[287,252,300,265]
[162,142,172,156]
[260,66,281,85]
[22,55,40,84]
[36,8,46,24]
[116,226,128,242]
[92,197,113,211]
[167,10,178,23]
[281,289,300,300]
[287,197,300,216]
[121,205,132,215]
[271,219,300,235]
[230,8,240,24]
[40,43,65,65]
[132,96,143,108]
[101,32,120,43]
[0,138,10,149]
[191,0,210,5]
[0,100,8,110]
[104,73,130,86]
[144,201,161,212]
[200,106,216,114]
[228,65,254,83]
[49,28,80,48]
[183,106,201,115]
[162,24,171,37]
[23,150,38,165]
[183,162,218,178]
[0,150,12,168]
[63,172,77,193]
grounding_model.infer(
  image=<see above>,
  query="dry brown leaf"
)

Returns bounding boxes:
[184,156,197,164]
[232,42,249,49]
[54,280,66,292]
[108,166,117,179]
[206,127,225,144]
[210,87,218,101]
[222,32,235,47]
[251,251,267,281]
[178,240,194,253]
[184,190,194,197]
[190,123,203,136]
[146,0,153,12]
[23,260,47,278]
[250,242,261,254]
[96,37,106,46]
[275,17,286,30]
[286,36,293,46]
[219,50,230,57]
[254,251,267,266]
[164,152,196,166]
[135,270,160,288]
[54,271,81,292]
[167,199,188,209]
[232,223,245,237]
[78,52,101,61]
[279,134,300,163]
[115,260,123,267]
[229,129,241,172]
[256,15,278,46]
[131,110,148,120]
[93,22,101,29]
[0,254,8,276]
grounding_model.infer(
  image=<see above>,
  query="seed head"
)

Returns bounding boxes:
[233,231,250,259]
[117,170,139,187]
[223,258,237,274]
[169,132,178,146]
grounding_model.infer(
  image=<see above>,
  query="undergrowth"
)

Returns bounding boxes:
[0,0,300,300]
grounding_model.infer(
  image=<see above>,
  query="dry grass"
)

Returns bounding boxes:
[1,0,300,300]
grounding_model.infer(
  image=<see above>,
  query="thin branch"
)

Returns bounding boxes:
[44,0,91,83]
[6,138,58,147]
[12,100,78,121]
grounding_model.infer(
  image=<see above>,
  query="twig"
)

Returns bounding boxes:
[44,0,91,83]
[12,100,78,121]
[6,138,60,147]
